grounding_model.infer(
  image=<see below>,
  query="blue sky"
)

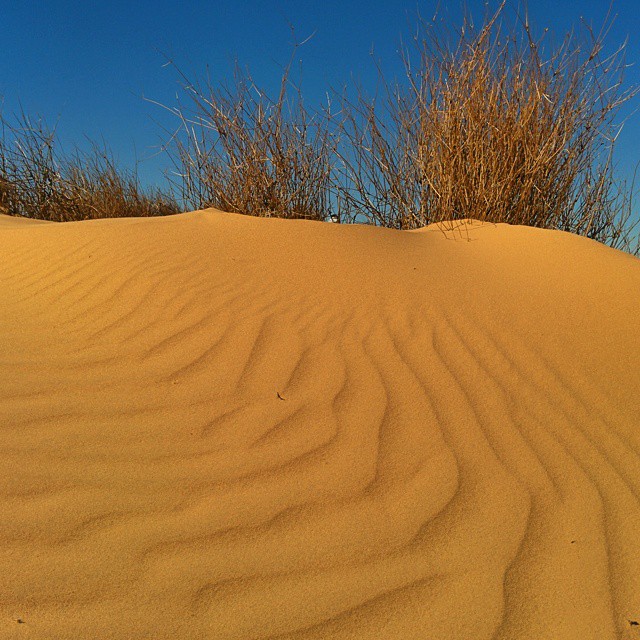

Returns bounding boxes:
[2,0,639,215]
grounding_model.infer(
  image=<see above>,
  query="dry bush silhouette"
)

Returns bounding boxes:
[0,112,179,221]
[159,49,338,221]
[335,2,639,253]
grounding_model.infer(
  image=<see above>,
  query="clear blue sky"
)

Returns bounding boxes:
[2,0,639,214]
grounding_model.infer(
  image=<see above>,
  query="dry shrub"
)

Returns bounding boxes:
[336,2,639,252]
[0,112,179,221]
[160,53,337,221]
[0,175,12,214]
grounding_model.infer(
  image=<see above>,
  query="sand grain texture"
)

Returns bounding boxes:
[0,210,639,639]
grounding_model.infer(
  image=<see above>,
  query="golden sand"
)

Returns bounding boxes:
[1,210,639,639]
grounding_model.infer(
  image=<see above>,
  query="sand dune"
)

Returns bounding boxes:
[0,209,639,639]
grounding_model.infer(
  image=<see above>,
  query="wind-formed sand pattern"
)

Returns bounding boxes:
[1,209,639,639]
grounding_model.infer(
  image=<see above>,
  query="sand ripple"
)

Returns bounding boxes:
[0,211,639,639]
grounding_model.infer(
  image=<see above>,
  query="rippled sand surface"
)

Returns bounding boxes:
[1,210,639,639]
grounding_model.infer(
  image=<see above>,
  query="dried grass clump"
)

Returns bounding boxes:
[0,113,179,221]
[336,2,639,253]
[160,55,337,221]
[0,176,13,215]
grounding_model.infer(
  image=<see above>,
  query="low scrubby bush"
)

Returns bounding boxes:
[335,2,639,252]
[0,112,179,221]
[160,53,337,221]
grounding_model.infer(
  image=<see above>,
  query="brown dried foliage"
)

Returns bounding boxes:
[336,2,639,252]
[0,112,179,221]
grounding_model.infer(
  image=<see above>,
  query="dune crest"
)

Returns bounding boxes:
[1,210,639,639]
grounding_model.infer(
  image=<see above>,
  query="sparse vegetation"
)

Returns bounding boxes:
[1,2,639,253]
[159,53,337,221]
[335,2,640,253]
[0,112,179,221]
